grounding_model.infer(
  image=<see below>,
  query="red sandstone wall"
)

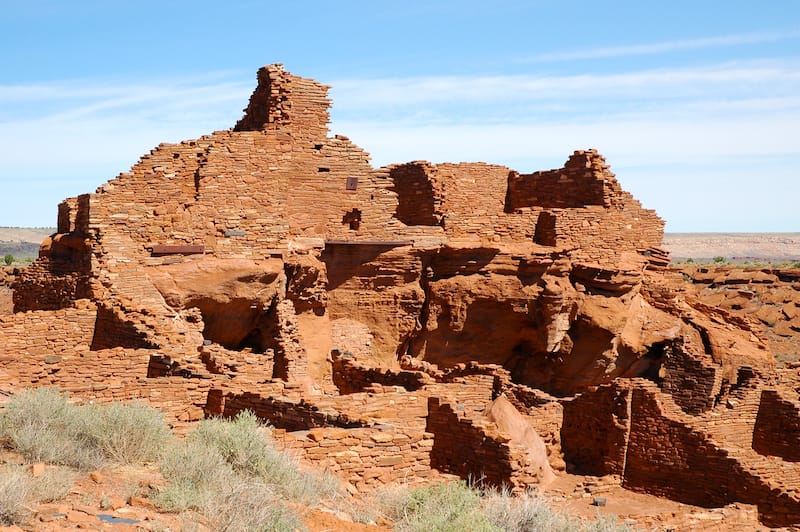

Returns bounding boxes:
[561,384,631,476]
[323,245,425,363]
[507,150,611,210]
[331,351,432,394]
[426,397,541,490]
[0,304,97,357]
[753,389,800,461]
[279,426,434,492]
[661,339,723,414]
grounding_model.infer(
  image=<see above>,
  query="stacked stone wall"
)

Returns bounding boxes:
[426,397,541,490]
[561,383,631,476]
[279,426,434,492]
[0,304,97,357]
[658,336,724,414]
[331,351,432,394]
[506,151,609,209]
[753,389,800,461]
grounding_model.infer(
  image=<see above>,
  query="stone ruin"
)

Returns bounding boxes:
[2,63,800,526]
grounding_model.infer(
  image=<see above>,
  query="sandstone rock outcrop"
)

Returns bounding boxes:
[1,64,797,526]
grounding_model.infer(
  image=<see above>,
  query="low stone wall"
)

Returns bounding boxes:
[331,351,432,393]
[0,303,97,357]
[279,426,434,492]
[753,389,800,461]
[426,397,540,491]
[213,390,368,431]
[561,383,631,476]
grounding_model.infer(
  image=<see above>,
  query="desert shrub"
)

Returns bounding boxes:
[484,488,632,531]
[0,388,102,469]
[2,254,12,266]
[0,466,31,525]
[29,467,77,503]
[0,388,171,469]
[0,465,76,525]
[376,482,632,532]
[379,481,497,532]
[713,256,726,263]
[80,401,172,464]
[484,488,574,531]
[207,478,303,532]
[156,439,234,511]
[187,411,338,503]
[156,411,332,530]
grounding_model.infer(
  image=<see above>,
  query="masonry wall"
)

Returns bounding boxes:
[0,304,97,357]
[661,340,723,414]
[331,351,432,394]
[13,238,93,312]
[624,383,750,506]
[426,397,541,490]
[0,342,210,431]
[388,163,441,226]
[561,383,631,476]
[216,390,368,431]
[234,64,331,139]
[752,389,800,461]
[216,384,430,432]
[622,381,800,526]
[506,150,610,210]
[279,426,434,492]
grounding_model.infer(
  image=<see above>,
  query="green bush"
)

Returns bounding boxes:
[2,254,12,266]
[713,256,726,263]
[0,388,171,469]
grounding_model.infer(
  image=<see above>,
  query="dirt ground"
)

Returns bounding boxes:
[663,233,800,262]
[546,474,766,531]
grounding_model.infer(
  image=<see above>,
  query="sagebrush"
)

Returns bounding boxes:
[0,388,171,469]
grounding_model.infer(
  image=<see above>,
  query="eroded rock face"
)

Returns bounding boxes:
[1,64,796,527]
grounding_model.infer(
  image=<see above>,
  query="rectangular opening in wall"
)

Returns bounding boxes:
[318,167,330,172]
[346,177,358,190]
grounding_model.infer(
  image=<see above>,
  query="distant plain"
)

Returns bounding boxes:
[1,228,799,263]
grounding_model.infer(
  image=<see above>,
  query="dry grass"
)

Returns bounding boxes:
[373,481,632,532]
[156,411,339,531]
[0,465,76,525]
[0,388,171,469]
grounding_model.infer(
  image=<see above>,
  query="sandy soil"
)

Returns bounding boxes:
[664,233,800,262]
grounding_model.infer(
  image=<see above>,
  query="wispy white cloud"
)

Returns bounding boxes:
[329,60,800,121]
[520,28,800,62]
[1,58,798,230]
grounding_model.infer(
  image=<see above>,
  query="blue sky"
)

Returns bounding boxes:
[1,1,798,232]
